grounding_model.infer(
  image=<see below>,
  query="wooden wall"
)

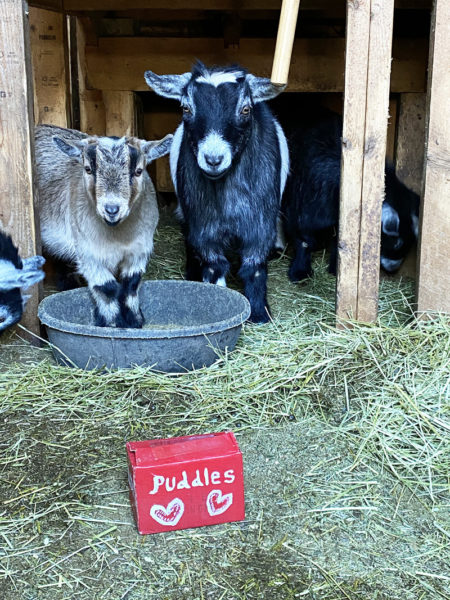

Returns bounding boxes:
[14,0,447,329]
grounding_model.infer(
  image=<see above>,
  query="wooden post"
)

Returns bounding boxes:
[0,0,41,336]
[271,0,301,85]
[337,0,395,322]
[417,0,450,315]
[29,7,71,128]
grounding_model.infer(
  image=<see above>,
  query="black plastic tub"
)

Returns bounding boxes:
[38,280,251,372]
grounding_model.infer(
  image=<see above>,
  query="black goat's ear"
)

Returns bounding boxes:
[142,134,173,163]
[246,74,286,103]
[53,136,85,160]
[382,203,400,237]
[144,71,191,100]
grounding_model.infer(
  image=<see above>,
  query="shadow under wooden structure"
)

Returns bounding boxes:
[0,0,448,336]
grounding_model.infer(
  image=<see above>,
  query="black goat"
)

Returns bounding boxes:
[0,230,45,333]
[145,63,289,323]
[282,110,420,282]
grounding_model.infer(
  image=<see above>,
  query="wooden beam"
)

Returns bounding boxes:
[417,0,450,314]
[84,36,426,94]
[61,0,432,11]
[337,0,395,323]
[0,0,41,336]
[29,7,71,128]
[29,0,63,11]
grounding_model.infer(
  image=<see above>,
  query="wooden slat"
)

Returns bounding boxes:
[396,93,426,194]
[60,0,432,11]
[417,0,450,314]
[357,0,395,322]
[336,0,371,321]
[84,37,427,94]
[29,7,70,128]
[337,0,395,323]
[103,91,138,137]
[0,0,41,336]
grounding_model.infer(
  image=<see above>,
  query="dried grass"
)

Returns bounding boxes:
[0,208,448,599]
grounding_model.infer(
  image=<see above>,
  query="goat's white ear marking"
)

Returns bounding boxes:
[144,71,191,100]
[0,260,44,291]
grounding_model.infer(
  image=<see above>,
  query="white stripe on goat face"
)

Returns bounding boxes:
[197,131,232,175]
[195,71,242,87]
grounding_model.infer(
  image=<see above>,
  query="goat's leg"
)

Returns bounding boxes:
[201,254,229,287]
[239,258,270,324]
[289,235,315,282]
[117,254,148,328]
[185,240,203,282]
[328,237,338,276]
[79,259,120,327]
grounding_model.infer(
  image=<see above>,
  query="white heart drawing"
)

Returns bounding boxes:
[150,497,184,526]
[206,489,233,517]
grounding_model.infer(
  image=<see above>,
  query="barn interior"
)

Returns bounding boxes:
[0,1,449,599]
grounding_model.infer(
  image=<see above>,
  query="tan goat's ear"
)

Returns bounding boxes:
[142,134,173,164]
[52,136,86,161]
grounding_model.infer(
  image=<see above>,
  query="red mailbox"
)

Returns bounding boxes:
[127,432,245,534]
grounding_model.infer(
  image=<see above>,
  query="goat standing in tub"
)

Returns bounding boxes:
[0,230,45,333]
[35,125,172,328]
[145,63,289,323]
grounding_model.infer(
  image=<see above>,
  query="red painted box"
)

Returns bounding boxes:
[127,432,245,534]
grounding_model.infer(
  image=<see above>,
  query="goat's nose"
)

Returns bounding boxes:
[105,204,120,216]
[204,154,223,167]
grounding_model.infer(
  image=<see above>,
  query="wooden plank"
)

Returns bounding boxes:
[386,98,398,163]
[84,37,427,94]
[395,93,426,195]
[29,7,70,128]
[76,17,106,135]
[103,91,137,137]
[0,0,41,336]
[336,0,371,322]
[357,0,395,322]
[337,0,395,323]
[29,0,63,10]
[80,89,105,135]
[61,0,432,11]
[417,0,450,314]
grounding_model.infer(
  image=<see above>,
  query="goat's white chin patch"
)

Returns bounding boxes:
[380,256,403,273]
[197,131,232,176]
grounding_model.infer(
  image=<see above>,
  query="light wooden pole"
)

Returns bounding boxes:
[271,0,301,85]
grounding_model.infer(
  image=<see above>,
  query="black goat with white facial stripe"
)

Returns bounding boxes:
[35,125,172,328]
[282,109,419,282]
[0,230,45,333]
[145,63,289,323]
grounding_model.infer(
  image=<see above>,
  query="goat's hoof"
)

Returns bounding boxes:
[288,267,312,283]
[248,309,271,324]
[115,312,143,329]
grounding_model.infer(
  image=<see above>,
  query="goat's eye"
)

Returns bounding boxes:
[241,105,251,116]
[84,165,92,174]
[135,168,143,177]
[182,106,191,115]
